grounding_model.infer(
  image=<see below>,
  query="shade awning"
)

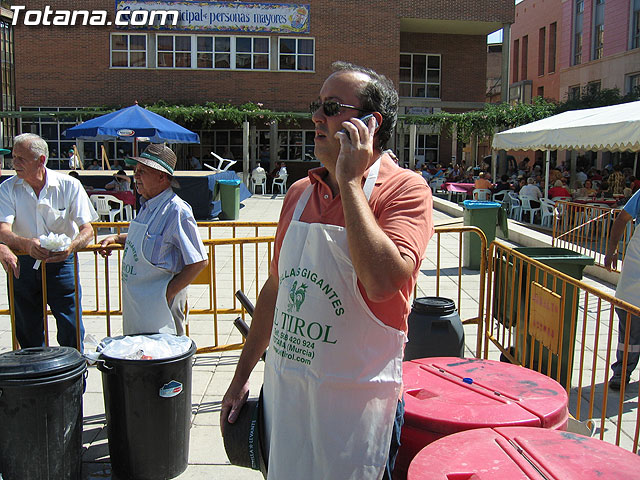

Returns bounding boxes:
[492,101,640,153]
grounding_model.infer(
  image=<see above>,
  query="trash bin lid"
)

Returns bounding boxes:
[402,357,568,435]
[412,297,456,316]
[0,346,85,381]
[514,247,595,266]
[97,334,194,361]
[408,426,640,480]
[462,200,501,209]
[218,179,241,185]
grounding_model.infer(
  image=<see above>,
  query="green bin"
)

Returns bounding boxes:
[493,247,594,387]
[218,179,241,220]
[462,200,501,270]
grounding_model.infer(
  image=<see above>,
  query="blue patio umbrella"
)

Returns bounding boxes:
[62,104,199,144]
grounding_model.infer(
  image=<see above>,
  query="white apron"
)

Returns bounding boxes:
[263,160,406,480]
[121,196,185,335]
[616,223,640,307]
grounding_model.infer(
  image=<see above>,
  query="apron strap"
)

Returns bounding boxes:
[292,158,382,222]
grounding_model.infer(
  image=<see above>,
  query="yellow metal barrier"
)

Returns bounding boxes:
[553,200,632,272]
[1,222,488,360]
[486,239,640,453]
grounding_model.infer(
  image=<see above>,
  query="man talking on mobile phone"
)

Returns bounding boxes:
[221,61,433,479]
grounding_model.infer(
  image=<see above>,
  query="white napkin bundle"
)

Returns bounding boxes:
[33,232,72,269]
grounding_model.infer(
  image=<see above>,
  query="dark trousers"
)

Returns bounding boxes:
[612,307,640,379]
[11,255,84,350]
[383,397,405,480]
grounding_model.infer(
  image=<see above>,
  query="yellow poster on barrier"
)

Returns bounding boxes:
[529,282,562,353]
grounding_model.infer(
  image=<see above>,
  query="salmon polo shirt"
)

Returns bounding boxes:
[270,153,434,332]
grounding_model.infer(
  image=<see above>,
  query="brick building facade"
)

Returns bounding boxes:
[14,0,513,171]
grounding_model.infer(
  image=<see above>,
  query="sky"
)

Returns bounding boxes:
[488,0,523,43]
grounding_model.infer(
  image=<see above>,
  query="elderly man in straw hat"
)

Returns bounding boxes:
[99,144,208,335]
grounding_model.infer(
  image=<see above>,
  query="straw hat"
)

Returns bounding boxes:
[125,144,176,175]
[222,396,268,476]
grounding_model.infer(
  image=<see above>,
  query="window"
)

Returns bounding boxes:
[279,38,314,71]
[632,0,640,49]
[548,22,557,73]
[574,33,583,64]
[568,85,581,100]
[157,35,191,68]
[20,107,135,167]
[538,27,546,76]
[513,39,520,82]
[110,33,146,68]
[627,73,640,95]
[237,37,269,69]
[401,134,439,165]
[0,20,16,148]
[593,0,605,60]
[593,24,604,59]
[521,35,528,79]
[573,0,584,65]
[587,80,601,94]
[277,130,315,161]
[399,53,441,98]
[537,86,544,98]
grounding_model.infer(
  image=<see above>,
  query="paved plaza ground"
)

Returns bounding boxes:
[0,191,634,479]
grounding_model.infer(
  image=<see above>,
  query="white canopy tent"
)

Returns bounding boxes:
[492,100,640,198]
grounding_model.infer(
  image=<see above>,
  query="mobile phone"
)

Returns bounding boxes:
[342,113,376,139]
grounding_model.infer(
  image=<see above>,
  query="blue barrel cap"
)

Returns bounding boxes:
[218,179,241,185]
[462,200,501,209]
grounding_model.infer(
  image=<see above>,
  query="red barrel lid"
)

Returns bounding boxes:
[403,357,568,434]
[408,426,640,480]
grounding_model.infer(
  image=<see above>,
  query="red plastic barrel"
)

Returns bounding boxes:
[395,357,568,479]
[408,426,640,480]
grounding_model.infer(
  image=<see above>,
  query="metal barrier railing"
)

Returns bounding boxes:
[553,200,633,272]
[485,239,640,453]
[1,222,488,359]
[418,225,487,358]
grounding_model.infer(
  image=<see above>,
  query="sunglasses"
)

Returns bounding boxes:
[309,100,369,117]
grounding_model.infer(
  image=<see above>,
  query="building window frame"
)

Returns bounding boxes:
[568,84,581,100]
[627,72,640,95]
[538,27,546,76]
[631,0,640,49]
[521,35,529,79]
[401,133,439,166]
[573,0,584,65]
[156,34,192,69]
[592,0,605,60]
[399,53,441,99]
[110,33,147,68]
[513,38,520,83]
[278,37,315,71]
[548,22,557,73]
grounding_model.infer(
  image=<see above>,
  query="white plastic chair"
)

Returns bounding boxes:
[91,194,124,232]
[272,173,288,194]
[251,170,267,194]
[540,199,556,228]
[507,192,522,221]
[473,188,492,200]
[211,152,237,172]
[492,191,508,204]
[520,195,542,224]
[429,177,446,193]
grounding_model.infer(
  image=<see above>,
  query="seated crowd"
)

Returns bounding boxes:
[418,159,638,206]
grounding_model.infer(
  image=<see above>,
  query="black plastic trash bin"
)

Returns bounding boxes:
[0,347,86,480]
[218,178,241,220]
[98,337,197,480]
[493,247,594,386]
[405,297,465,360]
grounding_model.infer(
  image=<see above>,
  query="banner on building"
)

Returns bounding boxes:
[115,1,310,33]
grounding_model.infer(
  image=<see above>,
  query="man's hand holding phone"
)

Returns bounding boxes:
[335,112,379,186]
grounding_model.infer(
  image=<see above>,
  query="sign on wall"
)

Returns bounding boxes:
[115,1,310,32]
